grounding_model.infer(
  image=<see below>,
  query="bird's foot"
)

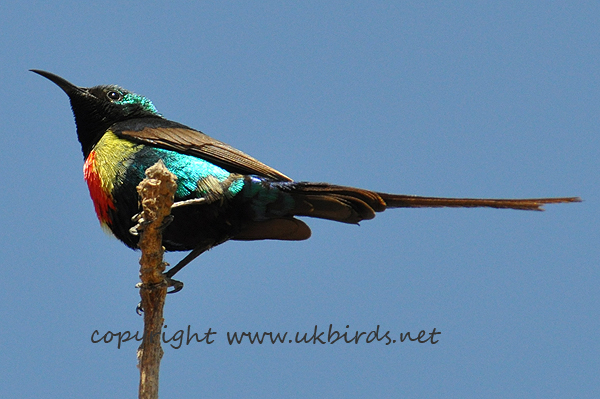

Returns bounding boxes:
[134,276,184,313]
[129,212,150,236]
[165,276,184,294]
[129,213,174,236]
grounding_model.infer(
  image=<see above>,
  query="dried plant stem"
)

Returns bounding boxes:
[135,160,177,399]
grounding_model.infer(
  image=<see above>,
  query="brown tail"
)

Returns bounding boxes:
[285,182,580,224]
[379,194,581,211]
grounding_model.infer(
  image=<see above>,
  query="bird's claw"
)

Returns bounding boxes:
[134,274,184,313]
[129,212,151,236]
[166,277,184,294]
[129,213,174,236]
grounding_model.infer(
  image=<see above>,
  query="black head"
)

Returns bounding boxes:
[31,70,163,157]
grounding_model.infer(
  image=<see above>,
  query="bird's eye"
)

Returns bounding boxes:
[107,90,123,101]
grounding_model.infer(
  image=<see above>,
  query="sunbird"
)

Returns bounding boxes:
[32,70,579,290]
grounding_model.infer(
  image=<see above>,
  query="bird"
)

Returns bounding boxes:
[31,69,580,290]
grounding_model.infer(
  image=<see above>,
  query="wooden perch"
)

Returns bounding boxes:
[135,160,177,399]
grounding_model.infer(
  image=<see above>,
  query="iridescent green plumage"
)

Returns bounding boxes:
[117,91,160,115]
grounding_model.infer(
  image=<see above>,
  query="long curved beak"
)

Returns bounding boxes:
[30,69,86,97]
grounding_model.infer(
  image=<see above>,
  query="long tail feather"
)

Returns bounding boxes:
[283,182,580,224]
[379,194,581,211]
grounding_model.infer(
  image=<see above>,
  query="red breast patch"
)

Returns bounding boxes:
[83,151,115,225]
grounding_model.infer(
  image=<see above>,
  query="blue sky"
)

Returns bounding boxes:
[1,2,598,398]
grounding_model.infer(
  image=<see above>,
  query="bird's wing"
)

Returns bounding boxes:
[113,117,292,181]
